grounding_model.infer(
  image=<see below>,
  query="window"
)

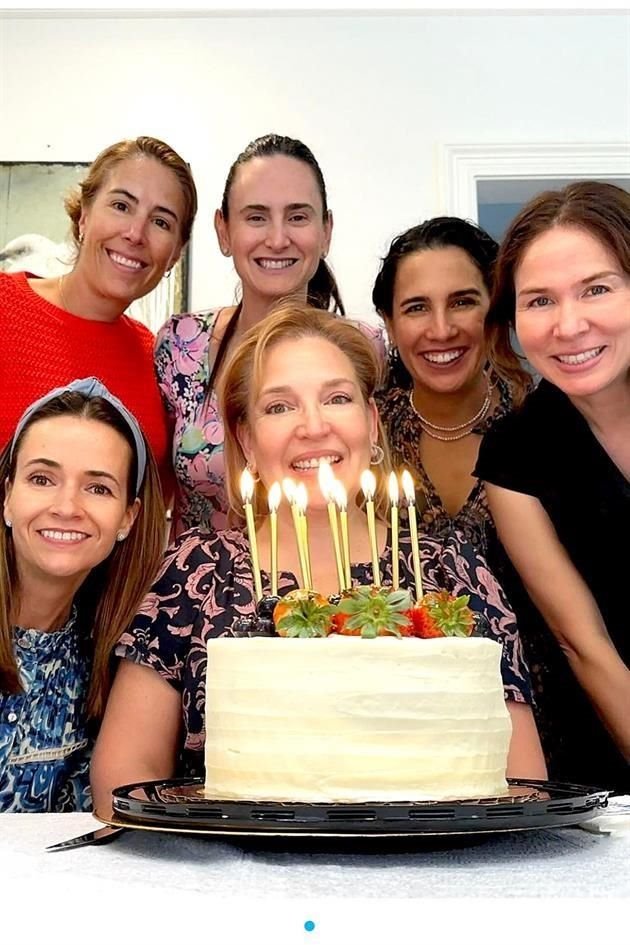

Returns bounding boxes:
[477,176,630,242]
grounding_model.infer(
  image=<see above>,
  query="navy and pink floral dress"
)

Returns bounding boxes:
[115,526,532,779]
[155,310,386,539]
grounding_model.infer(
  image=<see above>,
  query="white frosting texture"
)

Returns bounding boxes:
[204,636,512,802]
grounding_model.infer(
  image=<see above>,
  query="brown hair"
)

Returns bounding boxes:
[217,300,390,523]
[206,134,345,407]
[0,393,166,718]
[220,134,344,315]
[486,180,630,403]
[64,135,198,248]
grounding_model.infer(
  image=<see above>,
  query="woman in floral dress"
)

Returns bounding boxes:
[92,303,545,812]
[156,133,383,538]
[374,217,531,558]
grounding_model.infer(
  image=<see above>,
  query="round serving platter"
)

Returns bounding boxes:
[101,778,609,840]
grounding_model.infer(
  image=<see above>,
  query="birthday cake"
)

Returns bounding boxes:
[204,589,512,803]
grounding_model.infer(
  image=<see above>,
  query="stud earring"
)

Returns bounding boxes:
[164,268,172,279]
[78,232,84,245]
[116,531,126,542]
[4,518,12,528]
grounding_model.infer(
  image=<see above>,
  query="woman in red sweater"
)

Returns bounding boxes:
[0,136,198,496]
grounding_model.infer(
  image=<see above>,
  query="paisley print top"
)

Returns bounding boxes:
[116,526,532,778]
[0,610,93,813]
[155,310,387,539]
[376,374,515,556]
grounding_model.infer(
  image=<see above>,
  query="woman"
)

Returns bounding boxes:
[373,218,531,555]
[156,132,383,538]
[477,181,630,792]
[91,303,545,814]
[0,136,198,493]
[0,378,165,812]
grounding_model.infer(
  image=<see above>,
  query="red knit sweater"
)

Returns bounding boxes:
[0,272,172,493]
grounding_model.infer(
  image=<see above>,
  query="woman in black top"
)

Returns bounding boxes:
[477,181,630,792]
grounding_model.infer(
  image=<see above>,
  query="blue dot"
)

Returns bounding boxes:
[304,920,316,932]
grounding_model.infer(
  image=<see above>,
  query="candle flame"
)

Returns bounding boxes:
[282,477,297,503]
[318,460,334,501]
[331,479,347,510]
[240,467,255,503]
[360,469,376,501]
[401,469,415,504]
[388,471,399,505]
[268,482,282,513]
[295,482,308,513]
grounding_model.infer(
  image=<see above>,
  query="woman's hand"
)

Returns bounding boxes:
[505,701,547,779]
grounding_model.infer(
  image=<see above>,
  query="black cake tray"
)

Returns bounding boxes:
[103,778,609,839]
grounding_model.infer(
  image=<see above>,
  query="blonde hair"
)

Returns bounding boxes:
[64,135,198,248]
[0,393,166,718]
[217,301,391,523]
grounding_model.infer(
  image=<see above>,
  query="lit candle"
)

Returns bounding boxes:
[388,472,400,591]
[295,483,313,590]
[283,477,309,589]
[282,477,296,505]
[319,461,345,595]
[332,479,351,590]
[360,469,380,587]
[240,468,263,601]
[401,469,423,601]
[268,482,282,597]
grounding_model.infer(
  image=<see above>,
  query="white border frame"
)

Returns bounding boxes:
[441,142,630,221]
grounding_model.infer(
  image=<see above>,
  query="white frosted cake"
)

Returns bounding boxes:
[204,635,512,802]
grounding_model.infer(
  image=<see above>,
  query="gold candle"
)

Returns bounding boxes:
[318,461,345,595]
[268,482,282,598]
[283,477,309,589]
[332,479,351,590]
[295,483,313,591]
[360,469,380,587]
[401,469,423,601]
[240,468,263,601]
[388,472,400,591]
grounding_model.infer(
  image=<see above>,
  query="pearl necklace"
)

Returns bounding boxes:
[408,375,492,442]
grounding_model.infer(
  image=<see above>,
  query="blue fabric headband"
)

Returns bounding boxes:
[10,377,147,497]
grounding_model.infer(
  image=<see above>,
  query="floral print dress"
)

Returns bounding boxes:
[116,526,532,779]
[0,610,93,813]
[376,374,514,556]
[155,310,228,539]
[155,311,387,539]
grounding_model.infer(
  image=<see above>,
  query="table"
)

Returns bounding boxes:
[2,810,628,943]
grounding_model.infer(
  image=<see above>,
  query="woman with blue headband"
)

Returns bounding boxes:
[0,378,165,812]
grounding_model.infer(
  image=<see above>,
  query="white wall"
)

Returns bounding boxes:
[1,12,629,321]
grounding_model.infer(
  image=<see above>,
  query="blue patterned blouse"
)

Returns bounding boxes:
[0,610,93,813]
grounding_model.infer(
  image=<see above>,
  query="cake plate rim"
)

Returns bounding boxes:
[100,777,610,839]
